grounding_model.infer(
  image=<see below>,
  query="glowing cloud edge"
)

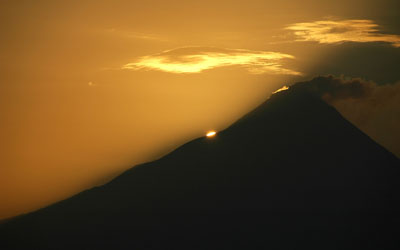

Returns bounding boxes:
[122,47,301,75]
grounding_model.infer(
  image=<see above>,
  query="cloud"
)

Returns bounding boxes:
[291,76,400,157]
[122,47,301,75]
[286,19,400,47]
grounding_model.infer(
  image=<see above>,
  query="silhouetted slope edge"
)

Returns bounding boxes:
[1,78,399,250]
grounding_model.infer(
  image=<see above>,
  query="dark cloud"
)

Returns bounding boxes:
[291,76,374,99]
[290,76,400,157]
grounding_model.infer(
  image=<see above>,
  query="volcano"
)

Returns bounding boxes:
[1,78,399,250]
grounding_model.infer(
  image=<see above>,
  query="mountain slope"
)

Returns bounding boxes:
[1,82,399,250]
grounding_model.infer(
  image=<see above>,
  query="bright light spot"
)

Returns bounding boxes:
[272,85,289,94]
[206,131,217,137]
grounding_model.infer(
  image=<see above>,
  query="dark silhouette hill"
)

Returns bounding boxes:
[1,77,399,250]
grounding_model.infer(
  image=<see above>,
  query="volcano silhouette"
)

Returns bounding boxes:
[1,78,399,250]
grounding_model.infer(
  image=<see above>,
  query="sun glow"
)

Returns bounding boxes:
[206,131,217,137]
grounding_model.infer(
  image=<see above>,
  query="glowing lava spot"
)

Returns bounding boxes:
[273,85,289,94]
[206,131,217,137]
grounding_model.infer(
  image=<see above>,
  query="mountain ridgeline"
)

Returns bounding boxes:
[1,78,399,249]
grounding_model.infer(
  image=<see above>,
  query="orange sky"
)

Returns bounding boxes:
[1,0,399,219]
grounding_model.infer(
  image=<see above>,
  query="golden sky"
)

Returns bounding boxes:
[1,0,399,219]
